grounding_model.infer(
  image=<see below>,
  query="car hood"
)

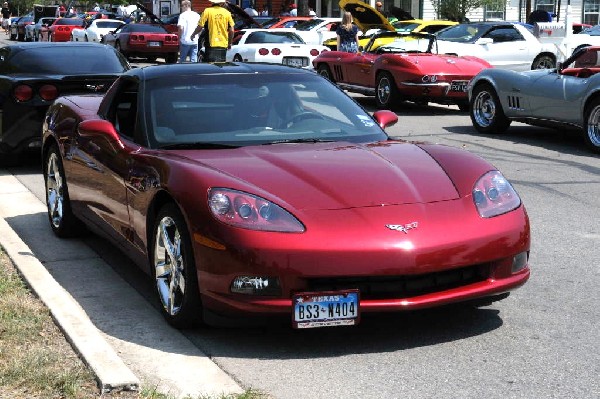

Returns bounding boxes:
[340,0,396,33]
[180,141,460,210]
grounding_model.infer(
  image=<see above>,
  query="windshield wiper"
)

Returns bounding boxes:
[262,138,335,145]
[158,142,239,150]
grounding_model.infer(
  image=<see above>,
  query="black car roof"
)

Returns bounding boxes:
[6,42,112,50]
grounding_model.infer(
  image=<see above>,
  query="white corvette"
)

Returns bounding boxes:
[225,29,329,69]
[71,19,125,43]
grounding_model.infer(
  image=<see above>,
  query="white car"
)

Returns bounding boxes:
[226,29,329,69]
[395,21,558,71]
[71,19,125,42]
[290,17,341,45]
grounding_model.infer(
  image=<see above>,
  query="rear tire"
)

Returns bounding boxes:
[44,145,86,238]
[375,71,400,109]
[165,52,177,64]
[232,54,243,62]
[469,83,511,134]
[531,54,555,69]
[583,98,600,154]
[151,203,203,328]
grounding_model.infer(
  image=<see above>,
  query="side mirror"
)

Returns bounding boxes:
[475,37,493,45]
[78,119,124,152]
[373,110,398,129]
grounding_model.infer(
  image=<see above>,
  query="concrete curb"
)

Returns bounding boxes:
[0,171,245,398]
[0,180,140,392]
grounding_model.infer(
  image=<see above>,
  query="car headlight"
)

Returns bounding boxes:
[208,188,305,232]
[472,171,521,218]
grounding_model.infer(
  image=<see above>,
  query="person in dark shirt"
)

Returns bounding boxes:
[1,2,11,35]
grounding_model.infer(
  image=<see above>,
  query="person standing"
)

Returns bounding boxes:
[336,11,359,53]
[190,0,234,63]
[1,2,11,35]
[177,0,200,63]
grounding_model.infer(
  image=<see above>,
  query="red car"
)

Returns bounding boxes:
[48,18,85,42]
[102,23,179,63]
[42,63,530,329]
[313,2,492,111]
[262,16,313,29]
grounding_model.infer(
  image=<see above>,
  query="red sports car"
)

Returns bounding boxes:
[48,18,85,42]
[42,63,530,329]
[102,23,179,63]
[313,0,492,110]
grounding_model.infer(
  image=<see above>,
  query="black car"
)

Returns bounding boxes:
[0,42,130,164]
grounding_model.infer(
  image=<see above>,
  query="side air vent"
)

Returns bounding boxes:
[507,95,523,110]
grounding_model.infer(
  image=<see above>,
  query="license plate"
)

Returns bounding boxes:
[284,57,306,67]
[293,290,360,329]
[148,41,161,47]
[450,80,469,92]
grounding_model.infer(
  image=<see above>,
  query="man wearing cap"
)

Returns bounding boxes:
[1,2,11,35]
[191,0,234,63]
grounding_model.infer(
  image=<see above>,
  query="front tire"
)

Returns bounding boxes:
[44,145,85,237]
[375,71,400,109]
[531,54,555,69]
[583,98,600,154]
[469,83,511,134]
[151,203,203,328]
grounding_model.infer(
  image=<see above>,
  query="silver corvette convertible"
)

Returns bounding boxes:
[468,46,600,154]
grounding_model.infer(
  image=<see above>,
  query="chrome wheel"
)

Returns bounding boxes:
[584,100,600,153]
[46,151,64,229]
[154,215,186,317]
[377,76,392,105]
[532,55,555,69]
[472,90,495,128]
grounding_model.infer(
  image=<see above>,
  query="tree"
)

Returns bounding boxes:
[431,0,506,22]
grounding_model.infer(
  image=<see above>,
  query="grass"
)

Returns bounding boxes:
[0,246,269,399]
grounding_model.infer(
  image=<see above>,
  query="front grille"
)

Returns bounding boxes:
[306,264,490,299]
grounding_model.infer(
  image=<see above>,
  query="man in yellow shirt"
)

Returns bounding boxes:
[191,0,234,63]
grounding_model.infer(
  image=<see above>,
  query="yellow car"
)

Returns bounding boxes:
[323,0,457,51]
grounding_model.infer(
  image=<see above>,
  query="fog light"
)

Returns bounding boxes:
[231,276,281,295]
[512,251,528,272]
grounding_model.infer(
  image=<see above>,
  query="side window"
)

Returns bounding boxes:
[108,80,139,141]
[485,27,524,43]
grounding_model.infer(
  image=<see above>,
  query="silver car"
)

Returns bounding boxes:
[468,45,600,154]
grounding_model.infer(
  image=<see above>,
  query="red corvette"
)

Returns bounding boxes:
[313,30,492,111]
[102,23,179,63]
[42,63,530,329]
[48,18,85,42]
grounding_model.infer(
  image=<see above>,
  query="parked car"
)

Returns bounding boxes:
[8,16,24,41]
[314,31,492,110]
[0,42,129,164]
[15,15,34,41]
[292,17,342,45]
[227,29,329,68]
[26,17,56,41]
[262,16,313,29]
[48,18,85,42]
[71,18,125,42]
[398,21,558,71]
[469,45,600,154]
[102,23,179,63]
[42,63,530,329]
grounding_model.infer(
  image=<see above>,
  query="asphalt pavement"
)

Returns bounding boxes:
[0,36,243,398]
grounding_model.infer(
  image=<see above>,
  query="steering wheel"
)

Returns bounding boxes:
[577,68,594,78]
[284,111,325,127]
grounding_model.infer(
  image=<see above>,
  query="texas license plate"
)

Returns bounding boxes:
[283,57,306,68]
[148,41,161,47]
[292,290,360,329]
[450,80,469,92]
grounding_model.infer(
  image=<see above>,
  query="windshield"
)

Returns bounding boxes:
[244,31,305,44]
[96,21,124,29]
[145,72,387,148]
[10,46,128,74]
[392,22,420,33]
[435,24,486,42]
[56,18,83,26]
[295,19,327,31]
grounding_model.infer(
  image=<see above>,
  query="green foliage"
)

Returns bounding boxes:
[431,0,507,21]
